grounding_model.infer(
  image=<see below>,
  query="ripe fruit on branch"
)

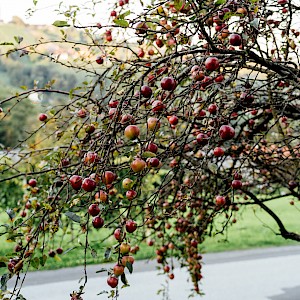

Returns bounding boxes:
[213,147,225,157]
[146,142,158,153]
[122,178,134,190]
[147,117,161,131]
[208,103,218,114]
[231,180,242,189]
[69,175,82,191]
[107,276,118,288]
[84,151,99,165]
[124,125,140,140]
[161,77,177,91]
[219,125,235,140]
[113,264,125,276]
[152,100,166,112]
[121,255,135,266]
[196,133,209,146]
[140,85,152,98]
[215,195,226,206]
[39,113,47,121]
[96,56,104,64]
[95,190,108,202]
[229,33,242,46]
[102,171,117,185]
[56,248,63,255]
[120,243,131,254]
[126,190,137,200]
[92,216,104,228]
[135,22,148,35]
[205,57,220,71]
[147,157,160,168]
[168,115,179,125]
[82,178,97,192]
[126,220,137,233]
[88,204,100,216]
[28,179,37,187]
[130,158,146,173]
[114,228,122,241]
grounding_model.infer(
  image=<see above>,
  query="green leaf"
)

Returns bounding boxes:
[215,0,226,4]
[174,0,183,10]
[14,36,23,44]
[250,18,259,30]
[0,257,9,263]
[39,254,47,266]
[120,273,128,285]
[33,0,38,5]
[0,262,6,268]
[52,20,70,27]
[126,261,133,274]
[65,211,81,223]
[208,162,218,174]
[142,151,156,158]
[1,273,10,291]
[113,19,129,28]
[104,248,112,260]
[31,257,40,269]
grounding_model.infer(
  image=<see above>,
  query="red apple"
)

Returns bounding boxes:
[152,100,166,112]
[231,180,242,189]
[39,113,48,121]
[69,175,82,191]
[113,264,125,276]
[140,85,152,98]
[147,157,160,168]
[121,255,135,266]
[161,77,177,91]
[205,57,220,71]
[130,158,146,172]
[208,103,218,114]
[102,171,116,185]
[82,178,97,192]
[213,147,225,157]
[88,204,100,216]
[96,56,104,64]
[126,220,137,233]
[126,190,137,200]
[168,115,179,125]
[95,190,108,202]
[124,125,140,140]
[146,142,158,153]
[215,195,226,206]
[196,133,209,146]
[229,33,242,46]
[114,228,122,241]
[92,216,104,228]
[219,125,235,140]
[107,276,118,288]
[28,179,37,187]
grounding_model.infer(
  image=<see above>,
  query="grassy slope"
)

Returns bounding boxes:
[0,196,299,274]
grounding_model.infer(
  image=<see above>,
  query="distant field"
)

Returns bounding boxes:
[0,195,299,274]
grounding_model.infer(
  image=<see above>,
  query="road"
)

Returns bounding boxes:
[8,245,300,300]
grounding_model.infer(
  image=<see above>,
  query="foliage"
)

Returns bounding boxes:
[0,0,299,298]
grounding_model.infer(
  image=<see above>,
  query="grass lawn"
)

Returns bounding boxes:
[0,195,299,273]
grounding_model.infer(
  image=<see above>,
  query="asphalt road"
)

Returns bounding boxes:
[8,245,300,300]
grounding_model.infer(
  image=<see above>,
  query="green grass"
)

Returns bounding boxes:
[0,195,299,274]
[202,195,299,252]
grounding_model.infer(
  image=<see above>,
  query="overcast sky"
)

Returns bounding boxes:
[0,0,103,25]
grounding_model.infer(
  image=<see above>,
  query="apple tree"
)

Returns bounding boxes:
[0,0,299,298]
